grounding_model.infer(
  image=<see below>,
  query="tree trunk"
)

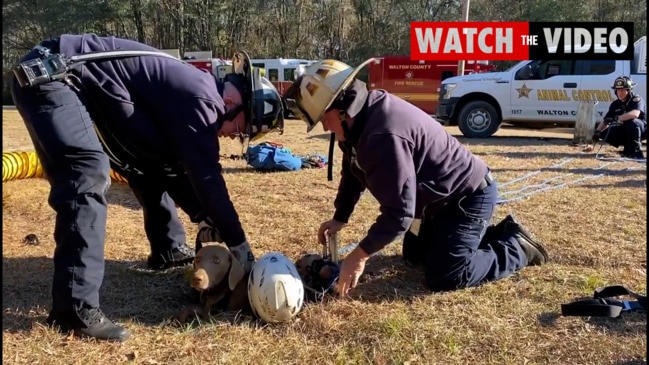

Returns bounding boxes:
[573,101,598,145]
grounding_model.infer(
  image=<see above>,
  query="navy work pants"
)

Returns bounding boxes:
[11,42,111,311]
[10,40,203,311]
[125,170,209,254]
[403,179,528,292]
[601,119,646,155]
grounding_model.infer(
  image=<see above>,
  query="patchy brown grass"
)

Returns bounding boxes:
[2,109,646,365]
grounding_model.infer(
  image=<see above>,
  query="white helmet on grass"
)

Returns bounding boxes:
[247,252,305,323]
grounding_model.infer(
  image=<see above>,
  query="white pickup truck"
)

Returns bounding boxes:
[436,36,647,138]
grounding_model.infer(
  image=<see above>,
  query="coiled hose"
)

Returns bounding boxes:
[2,150,128,183]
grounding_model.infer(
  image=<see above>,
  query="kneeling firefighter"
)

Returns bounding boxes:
[283,59,549,297]
[593,76,646,159]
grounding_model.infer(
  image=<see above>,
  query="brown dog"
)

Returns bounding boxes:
[175,243,250,323]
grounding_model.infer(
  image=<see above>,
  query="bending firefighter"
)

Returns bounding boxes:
[593,76,646,159]
[284,59,549,297]
[10,34,284,342]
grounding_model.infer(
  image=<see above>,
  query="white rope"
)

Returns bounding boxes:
[498,157,574,188]
[498,173,605,204]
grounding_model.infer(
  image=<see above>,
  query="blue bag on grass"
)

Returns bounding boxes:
[246,142,303,171]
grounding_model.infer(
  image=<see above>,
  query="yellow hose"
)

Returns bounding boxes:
[2,150,128,183]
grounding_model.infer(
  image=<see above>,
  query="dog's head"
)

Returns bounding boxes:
[191,243,245,292]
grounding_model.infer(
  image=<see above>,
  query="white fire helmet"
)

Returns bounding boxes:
[283,58,374,133]
[247,252,305,323]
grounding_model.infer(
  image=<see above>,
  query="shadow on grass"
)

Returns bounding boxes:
[490,156,646,191]
[308,130,574,147]
[2,256,197,334]
[307,133,332,141]
[613,359,648,365]
[492,165,646,177]
[222,166,256,174]
[352,254,432,303]
[458,136,572,148]
[579,179,646,189]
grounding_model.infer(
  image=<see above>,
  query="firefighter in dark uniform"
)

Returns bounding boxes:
[10,34,284,342]
[284,59,549,298]
[594,76,646,159]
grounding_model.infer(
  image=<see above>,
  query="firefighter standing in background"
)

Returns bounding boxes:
[594,76,646,159]
[284,59,549,298]
[10,34,284,342]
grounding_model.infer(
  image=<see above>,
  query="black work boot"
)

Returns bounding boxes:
[147,243,195,270]
[46,306,130,342]
[621,149,645,159]
[503,220,549,266]
[481,214,516,245]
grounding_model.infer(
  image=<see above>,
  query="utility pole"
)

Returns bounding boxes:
[457,0,471,76]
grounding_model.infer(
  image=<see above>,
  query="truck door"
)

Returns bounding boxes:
[573,60,619,122]
[510,60,580,122]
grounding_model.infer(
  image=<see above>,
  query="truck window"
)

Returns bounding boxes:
[515,60,574,80]
[268,68,279,82]
[284,68,297,81]
[252,63,265,70]
[584,60,616,75]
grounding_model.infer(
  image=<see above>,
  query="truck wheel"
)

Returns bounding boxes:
[457,101,500,138]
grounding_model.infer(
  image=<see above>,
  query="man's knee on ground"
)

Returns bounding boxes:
[424,268,469,292]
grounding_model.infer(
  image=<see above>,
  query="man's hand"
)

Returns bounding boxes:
[317,219,346,245]
[335,246,370,297]
[597,117,617,132]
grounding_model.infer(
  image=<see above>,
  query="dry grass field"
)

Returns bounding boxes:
[2,108,646,365]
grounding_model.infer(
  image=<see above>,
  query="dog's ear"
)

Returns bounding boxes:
[228,252,246,291]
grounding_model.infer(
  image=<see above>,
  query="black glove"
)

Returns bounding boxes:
[603,116,618,125]
[592,130,601,141]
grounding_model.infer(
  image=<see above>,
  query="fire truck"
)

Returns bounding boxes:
[180,53,316,94]
[182,51,233,81]
[368,57,496,115]
[250,58,318,95]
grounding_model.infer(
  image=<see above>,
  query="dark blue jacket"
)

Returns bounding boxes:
[333,81,489,255]
[605,92,646,121]
[59,34,246,245]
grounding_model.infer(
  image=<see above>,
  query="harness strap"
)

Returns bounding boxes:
[327,133,335,181]
[67,50,180,67]
[62,50,193,177]
[561,285,647,318]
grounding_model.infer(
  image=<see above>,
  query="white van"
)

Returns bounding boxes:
[436,37,647,138]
